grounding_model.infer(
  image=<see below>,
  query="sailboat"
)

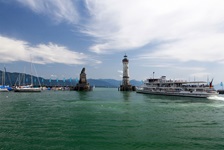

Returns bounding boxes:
[14,60,41,92]
[14,84,41,92]
[0,67,9,92]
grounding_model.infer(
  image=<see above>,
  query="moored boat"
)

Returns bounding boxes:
[14,85,41,92]
[0,86,9,92]
[0,67,12,92]
[14,59,42,93]
[136,76,218,98]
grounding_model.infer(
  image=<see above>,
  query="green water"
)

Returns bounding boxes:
[1,88,224,150]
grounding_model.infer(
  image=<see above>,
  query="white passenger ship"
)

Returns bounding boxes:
[136,76,218,98]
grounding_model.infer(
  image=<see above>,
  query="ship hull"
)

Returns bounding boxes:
[14,88,41,92]
[136,89,218,98]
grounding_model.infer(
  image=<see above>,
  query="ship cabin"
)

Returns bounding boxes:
[145,76,184,87]
[143,76,214,93]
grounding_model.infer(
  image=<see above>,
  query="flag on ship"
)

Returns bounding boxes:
[209,78,213,88]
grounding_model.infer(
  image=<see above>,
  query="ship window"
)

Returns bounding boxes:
[196,89,203,92]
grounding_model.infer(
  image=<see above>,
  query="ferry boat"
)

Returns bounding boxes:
[136,76,218,98]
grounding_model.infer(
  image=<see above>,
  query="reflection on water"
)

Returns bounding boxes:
[76,91,90,101]
[121,91,131,101]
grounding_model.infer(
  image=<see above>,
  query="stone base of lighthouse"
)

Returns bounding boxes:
[119,84,136,91]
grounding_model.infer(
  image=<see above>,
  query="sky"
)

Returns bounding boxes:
[0,0,224,84]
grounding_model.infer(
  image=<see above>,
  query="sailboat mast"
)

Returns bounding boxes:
[1,67,6,86]
[3,67,6,86]
[23,67,26,86]
[1,69,3,86]
[30,58,33,86]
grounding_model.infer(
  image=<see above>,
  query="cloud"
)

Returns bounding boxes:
[83,0,224,62]
[0,36,29,62]
[29,42,87,65]
[16,0,79,24]
[0,35,100,65]
[14,0,224,63]
[141,33,224,63]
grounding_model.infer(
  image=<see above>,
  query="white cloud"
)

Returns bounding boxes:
[0,35,99,65]
[0,36,29,62]
[16,0,79,24]
[14,0,224,64]
[83,0,224,63]
[142,33,224,63]
[29,42,87,65]
[14,0,224,63]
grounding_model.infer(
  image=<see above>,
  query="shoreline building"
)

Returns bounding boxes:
[119,55,136,91]
[72,68,93,91]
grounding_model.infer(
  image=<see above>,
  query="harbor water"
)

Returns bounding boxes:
[1,88,224,150]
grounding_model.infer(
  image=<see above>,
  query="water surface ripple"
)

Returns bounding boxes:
[1,88,224,149]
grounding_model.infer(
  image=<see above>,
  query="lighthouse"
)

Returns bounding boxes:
[122,54,130,85]
[119,55,136,91]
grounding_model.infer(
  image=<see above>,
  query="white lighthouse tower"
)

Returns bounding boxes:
[119,54,136,91]
[122,54,130,85]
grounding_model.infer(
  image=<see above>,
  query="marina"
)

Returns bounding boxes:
[0,55,223,96]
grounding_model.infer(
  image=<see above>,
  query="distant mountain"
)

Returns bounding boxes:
[88,79,120,87]
[0,70,142,87]
[88,79,142,87]
[130,79,143,86]
[0,70,78,86]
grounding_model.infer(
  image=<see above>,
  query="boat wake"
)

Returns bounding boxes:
[207,95,224,101]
